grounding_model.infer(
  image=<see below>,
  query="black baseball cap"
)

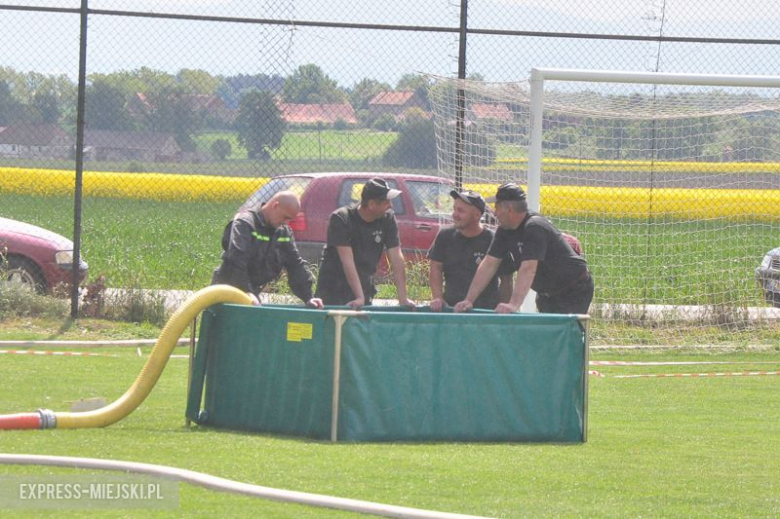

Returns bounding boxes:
[450,189,486,214]
[362,178,402,200]
[486,183,527,203]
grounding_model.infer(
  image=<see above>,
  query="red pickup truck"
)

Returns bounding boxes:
[243,172,456,266]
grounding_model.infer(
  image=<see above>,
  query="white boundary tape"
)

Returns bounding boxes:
[0,339,190,349]
[591,360,780,366]
[614,371,780,379]
[0,350,115,357]
[590,344,778,351]
[0,454,489,519]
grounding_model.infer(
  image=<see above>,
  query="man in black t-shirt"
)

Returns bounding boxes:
[212,191,324,308]
[454,183,593,315]
[428,190,512,310]
[315,178,414,308]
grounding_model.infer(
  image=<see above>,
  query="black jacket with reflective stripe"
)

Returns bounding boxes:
[212,207,314,302]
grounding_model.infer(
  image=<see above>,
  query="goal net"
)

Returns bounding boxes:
[428,70,780,346]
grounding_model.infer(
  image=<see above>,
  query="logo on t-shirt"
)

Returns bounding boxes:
[474,252,485,265]
[372,230,383,243]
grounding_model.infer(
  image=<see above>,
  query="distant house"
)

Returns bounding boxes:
[469,103,513,122]
[278,103,358,126]
[367,91,428,121]
[0,123,72,159]
[127,92,236,126]
[83,130,181,162]
[184,94,236,126]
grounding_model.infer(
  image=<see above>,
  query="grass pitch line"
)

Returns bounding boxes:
[614,371,780,379]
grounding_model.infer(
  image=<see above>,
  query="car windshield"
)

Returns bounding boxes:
[405,180,454,220]
[338,178,405,215]
[243,177,312,209]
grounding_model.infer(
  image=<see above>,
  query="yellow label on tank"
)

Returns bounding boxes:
[287,322,313,342]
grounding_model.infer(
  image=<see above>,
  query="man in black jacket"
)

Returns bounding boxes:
[212,191,323,308]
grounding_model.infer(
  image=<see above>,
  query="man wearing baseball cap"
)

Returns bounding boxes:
[427,189,513,311]
[315,178,414,308]
[454,183,593,314]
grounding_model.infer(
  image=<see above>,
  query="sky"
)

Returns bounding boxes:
[1,0,779,89]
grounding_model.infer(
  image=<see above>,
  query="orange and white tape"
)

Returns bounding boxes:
[0,350,115,357]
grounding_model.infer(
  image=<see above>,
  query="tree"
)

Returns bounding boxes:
[382,109,437,169]
[32,90,59,123]
[84,79,135,131]
[282,64,345,104]
[372,113,396,132]
[219,73,285,109]
[144,86,201,152]
[89,68,176,101]
[235,90,286,160]
[0,81,25,125]
[210,138,232,161]
[382,108,495,169]
[177,69,221,95]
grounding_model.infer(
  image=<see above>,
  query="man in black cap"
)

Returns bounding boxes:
[428,190,513,311]
[212,190,324,308]
[454,183,593,314]
[315,178,414,308]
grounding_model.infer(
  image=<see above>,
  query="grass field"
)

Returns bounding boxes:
[0,127,417,178]
[1,345,778,517]
[195,129,399,163]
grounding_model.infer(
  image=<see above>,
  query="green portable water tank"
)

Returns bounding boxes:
[186,304,589,442]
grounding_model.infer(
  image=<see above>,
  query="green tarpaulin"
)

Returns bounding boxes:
[187,304,588,442]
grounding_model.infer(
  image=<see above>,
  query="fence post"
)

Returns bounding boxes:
[454,0,468,190]
[71,0,89,318]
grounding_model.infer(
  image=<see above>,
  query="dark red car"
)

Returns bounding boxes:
[243,172,456,266]
[0,217,88,294]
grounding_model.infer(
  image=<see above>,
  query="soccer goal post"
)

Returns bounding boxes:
[428,69,780,346]
[527,69,780,212]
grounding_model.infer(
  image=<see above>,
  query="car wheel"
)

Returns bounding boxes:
[765,290,780,309]
[3,256,47,294]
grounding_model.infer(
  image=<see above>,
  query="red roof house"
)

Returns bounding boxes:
[367,90,428,120]
[470,103,513,122]
[278,103,358,126]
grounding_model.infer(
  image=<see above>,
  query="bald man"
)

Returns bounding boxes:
[212,191,323,308]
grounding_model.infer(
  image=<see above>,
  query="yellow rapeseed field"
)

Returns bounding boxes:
[495,157,780,174]
[2,166,779,220]
[0,167,264,203]
[465,183,780,220]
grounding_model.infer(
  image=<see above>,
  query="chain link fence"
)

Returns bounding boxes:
[1,1,779,341]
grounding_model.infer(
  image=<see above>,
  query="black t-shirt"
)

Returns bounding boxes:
[488,212,588,295]
[315,205,400,304]
[428,227,501,309]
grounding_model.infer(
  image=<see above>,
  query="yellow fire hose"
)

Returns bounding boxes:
[0,285,251,430]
